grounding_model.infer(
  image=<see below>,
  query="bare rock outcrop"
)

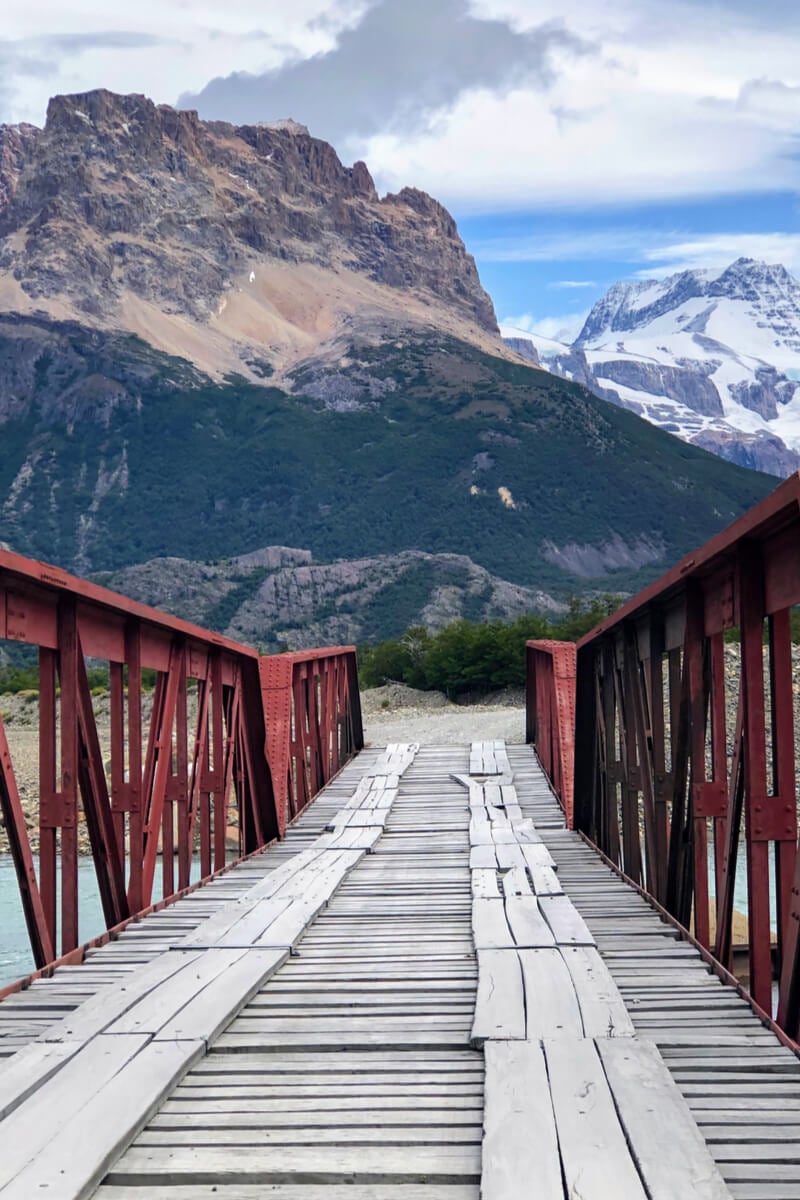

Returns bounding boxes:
[0,89,497,355]
[96,546,563,649]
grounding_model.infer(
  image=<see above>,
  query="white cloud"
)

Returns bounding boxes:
[475,229,800,280]
[0,1,366,124]
[636,234,800,278]
[549,280,598,289]
[473,229,661,264]
[2,0,800,213]
[736,78,800,128]
[501,312,589,342]
[356,1,800,207]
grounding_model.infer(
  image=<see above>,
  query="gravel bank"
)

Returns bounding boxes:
[362,683,525,746]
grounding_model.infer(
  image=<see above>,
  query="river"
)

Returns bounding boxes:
[0,856,205,988]
[0,857,106,986]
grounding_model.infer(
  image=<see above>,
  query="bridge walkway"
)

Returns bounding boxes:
[100,744,482,1195]
[507,745,800,1200]
[0,749,381,1060]
[0,742,797,1197]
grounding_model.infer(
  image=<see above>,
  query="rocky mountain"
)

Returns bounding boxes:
[504,259,800,476]
[0,89,499,383]
[0,91,777,631]
[95,546,564,649]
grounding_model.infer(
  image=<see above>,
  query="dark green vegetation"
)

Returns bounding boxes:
[0,315,774,600]
[0,662,110,694]
[0,660,158,695]
[359,597,620,698]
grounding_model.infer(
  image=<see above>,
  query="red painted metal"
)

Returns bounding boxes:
[524,476,800,1036]
[526,640,576,826]
[0,548,363,971]
[579,831,800,1058]
[260,648,364,835]
[545,472,800,1034]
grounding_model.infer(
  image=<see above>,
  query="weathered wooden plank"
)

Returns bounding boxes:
[545,1038,648,1199]
[471,950,525,1044]
[596,1038,733,1199]
[470,846,497,870]
[154,949,288,1043]
[472,869,501,899]
[472,900,513,950]
[107,950,247,1036]
[330,809,388,829]
[529,865,564,896]
[511,819,542,845]
[500,866,532,898]
[97,1188,480,1200]
[157,1103,483,1121]
[521,843,557,872]
[471,805,490,830]
[469,820,493,847]
[0,1040,81,1121]
[97,1186,481,1199]
[137,1126,482,1146]
[0,1033,150,1191]
[2,1038,205,1200]
[518,948,582,1039]
[494,844,526,870]
[560,947,635,1038]
[539,895,596,946]
[504,896,555,948]
[481,1040,562,1200]
[108,1144,481,1185]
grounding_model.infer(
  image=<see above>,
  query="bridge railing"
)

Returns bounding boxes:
[526,640,576,827]
[552,473,800,1036]
[525,476,800,1038]
[260,648,363,835]
[0,547,362,971]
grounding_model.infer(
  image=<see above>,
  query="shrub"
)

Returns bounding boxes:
[358,597,622,699]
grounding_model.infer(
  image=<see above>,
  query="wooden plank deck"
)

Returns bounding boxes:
[507,743,800,1200]
[99,745,482,1197]
[0,739,796,1197]
[0,749,383,1059]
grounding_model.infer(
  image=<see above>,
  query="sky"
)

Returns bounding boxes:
[3,0,800,341]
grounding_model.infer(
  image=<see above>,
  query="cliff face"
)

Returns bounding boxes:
[0,123,39,213]
[0,90,498,378]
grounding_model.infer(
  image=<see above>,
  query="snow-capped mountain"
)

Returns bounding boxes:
[504,259,800,476]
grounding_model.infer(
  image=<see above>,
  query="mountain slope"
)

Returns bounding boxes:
[505,259,800,475]
[0,91,777,619]
[95,546,564,648]
[0,315,772,596]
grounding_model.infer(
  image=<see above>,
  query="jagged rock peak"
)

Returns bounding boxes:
[0,88,496,339]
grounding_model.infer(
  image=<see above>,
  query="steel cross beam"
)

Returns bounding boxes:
[0,547,363,971]
[526,472,800,1041]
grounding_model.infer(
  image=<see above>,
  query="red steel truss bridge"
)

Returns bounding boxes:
[3,479,800,1196]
